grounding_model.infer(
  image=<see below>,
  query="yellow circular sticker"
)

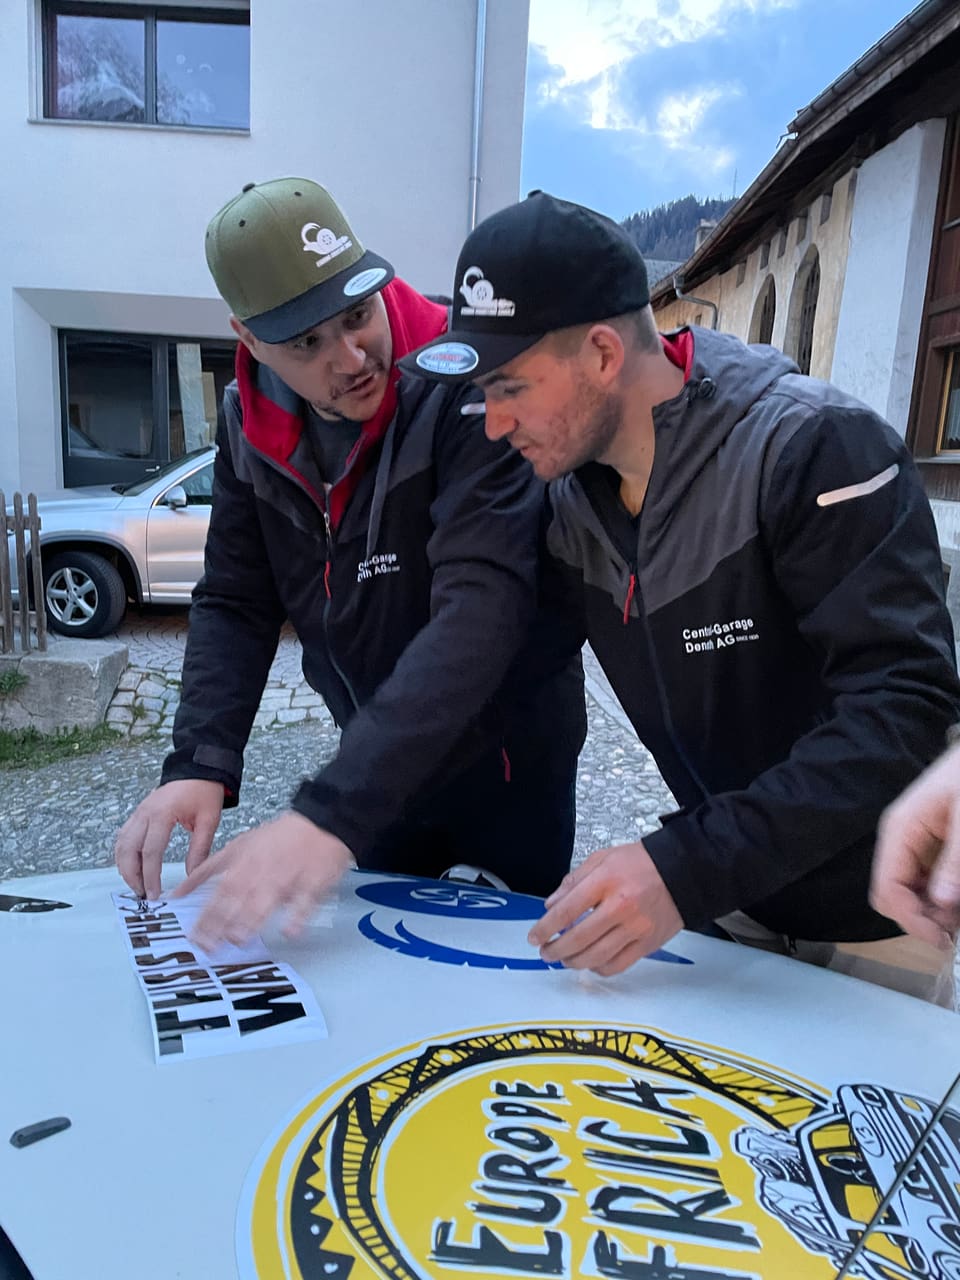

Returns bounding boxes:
[243,1023,957,1279]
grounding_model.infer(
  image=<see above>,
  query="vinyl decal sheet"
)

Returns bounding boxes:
[240,1022,960,1280]
[112,889,327,1062]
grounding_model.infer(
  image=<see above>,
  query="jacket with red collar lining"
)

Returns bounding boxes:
[161,281,586,863]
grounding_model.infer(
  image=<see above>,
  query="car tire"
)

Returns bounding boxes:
[43,550,128,638]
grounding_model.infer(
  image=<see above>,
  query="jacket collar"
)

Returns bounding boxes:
[234,279,448,526]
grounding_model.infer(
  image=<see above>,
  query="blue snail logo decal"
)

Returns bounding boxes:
[354,876,693,970]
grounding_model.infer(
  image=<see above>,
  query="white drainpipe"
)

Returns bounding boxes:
[468,0,488,230]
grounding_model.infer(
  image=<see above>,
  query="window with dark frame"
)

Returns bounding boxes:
[796,254,821,376]
[937,348,960,454]
[59,330,235,486]
[42,2,250,128]
[906,113,959,470]
[757,277,776,346]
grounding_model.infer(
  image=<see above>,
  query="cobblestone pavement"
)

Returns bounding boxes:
[105,607,314,735]
[0,610,675,880]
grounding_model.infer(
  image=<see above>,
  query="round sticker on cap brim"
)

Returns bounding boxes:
[343,267,388,297]
[416,342,479,375]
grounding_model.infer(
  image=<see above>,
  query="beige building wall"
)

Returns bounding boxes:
[654,168,859,383]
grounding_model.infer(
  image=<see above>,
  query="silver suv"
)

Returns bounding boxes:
[8,448,216,638]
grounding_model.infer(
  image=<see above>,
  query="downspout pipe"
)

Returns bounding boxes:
[671,274,719,330]
[469,0,488,230]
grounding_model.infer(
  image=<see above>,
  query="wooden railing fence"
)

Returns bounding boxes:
[0,492,47,653]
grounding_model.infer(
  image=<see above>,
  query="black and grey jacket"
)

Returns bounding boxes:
[548,326,960,941]
[162,349,585,861]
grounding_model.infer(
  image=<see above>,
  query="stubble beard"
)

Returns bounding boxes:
[539,383,623,481]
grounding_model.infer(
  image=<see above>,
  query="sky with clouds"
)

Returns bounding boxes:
[521,0,919,220]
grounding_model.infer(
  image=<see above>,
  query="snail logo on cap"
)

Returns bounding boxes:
[459,266,515,317]
[416,342,479,375]
[300,222,352,267]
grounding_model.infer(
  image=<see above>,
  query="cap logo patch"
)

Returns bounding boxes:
[343,267,388,297]
[301,222,353,268]
[415,343,479,375]
[459,266,515,318]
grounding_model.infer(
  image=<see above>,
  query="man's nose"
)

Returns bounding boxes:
[483,401,516,442]
[333,332,367,374]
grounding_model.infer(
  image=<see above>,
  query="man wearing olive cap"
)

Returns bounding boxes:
[115,178,585,948]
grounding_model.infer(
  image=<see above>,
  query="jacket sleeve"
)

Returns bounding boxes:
[160,407,286,802]
[289,402,543,857]
[644,402,960,928]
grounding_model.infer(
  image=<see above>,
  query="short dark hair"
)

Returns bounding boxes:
[545,305,660,359]
[610,307,661,354]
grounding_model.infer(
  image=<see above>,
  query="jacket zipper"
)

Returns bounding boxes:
[322,506,360,713]
[622,573,636,625]
[592,473,710,804]
[239,437,362,715]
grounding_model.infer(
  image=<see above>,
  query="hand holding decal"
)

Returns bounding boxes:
[872,740,960,946]
[529,841,683,976]
[170,813,355,949]
[115,778,225,899]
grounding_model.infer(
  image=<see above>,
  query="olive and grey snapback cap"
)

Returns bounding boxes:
[204,177,395,343]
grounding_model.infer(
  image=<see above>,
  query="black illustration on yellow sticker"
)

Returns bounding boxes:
[243,1024,960,1280]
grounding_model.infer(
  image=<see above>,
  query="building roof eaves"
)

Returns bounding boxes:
[788,0,959,135]
[650,1,960,305]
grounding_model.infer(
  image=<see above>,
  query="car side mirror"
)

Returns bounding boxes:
[163,485,188,510]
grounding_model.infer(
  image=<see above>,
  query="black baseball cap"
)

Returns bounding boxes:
[400,191,650,382]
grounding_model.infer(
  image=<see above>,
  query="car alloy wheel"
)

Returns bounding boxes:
[42,550,127,638]
[46,565,98,627]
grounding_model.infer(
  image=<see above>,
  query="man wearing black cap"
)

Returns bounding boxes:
[406,191,960,994]
[114,178,586,949]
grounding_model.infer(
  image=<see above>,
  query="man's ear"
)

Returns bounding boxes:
[230,315,258,355]
[584,323,626,383]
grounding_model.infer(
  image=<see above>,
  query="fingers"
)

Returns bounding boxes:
[529,879,600,950]
[180,844,275,951]
[185,811,220,877]
[544,848,610,909]
[594,939,652,978]
[544,870,576,909]
[114,810,149,897]
[115,782,224,900]
[928,808,960,915]
[138,815,178,900]
[877,881,953,949]
[550,921,639,972]
[171,818,349,952]
[193,881,274,952]
[872,803,937,902]
[282,888,319,940]
[115,810,175,900]
[170,845,232,897]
